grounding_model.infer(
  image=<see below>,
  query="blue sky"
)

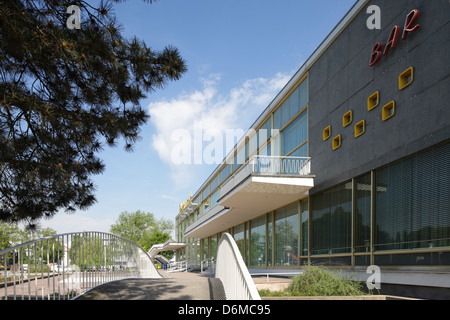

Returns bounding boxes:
[41,0,357,235]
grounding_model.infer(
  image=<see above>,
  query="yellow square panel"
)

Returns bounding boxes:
[355,120,365,137]
[343,110,352,127]
[332,135,341,150]
[382,101,395,121]
[367,91,379,111]
[323,126,331,141]
[399,67,414,90]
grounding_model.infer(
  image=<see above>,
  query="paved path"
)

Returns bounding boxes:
[75,270,224,300]
[74,270,293,300]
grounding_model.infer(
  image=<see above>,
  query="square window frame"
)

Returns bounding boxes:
[354,120,365,137]
[399,67,414,90]
[382,101,395,121]
[323,126,331,141]
[343,110,352,127]
[332,135,341,150]
[367,91,379,111]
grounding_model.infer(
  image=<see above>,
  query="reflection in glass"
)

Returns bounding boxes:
[250,215,266,266]
[275,203,299,266]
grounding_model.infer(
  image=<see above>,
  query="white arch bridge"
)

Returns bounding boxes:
[0,232,260,300]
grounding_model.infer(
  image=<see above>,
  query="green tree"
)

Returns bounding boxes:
[0,0,187,228]
[109,210,174,250]
[141,230,173,259]
[0,222,62,266]
[69,233,111,270]
[0,221,21,251]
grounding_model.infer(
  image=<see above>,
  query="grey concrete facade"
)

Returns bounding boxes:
[308,0,450,192]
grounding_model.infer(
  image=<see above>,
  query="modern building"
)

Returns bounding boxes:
[175,0,450,299]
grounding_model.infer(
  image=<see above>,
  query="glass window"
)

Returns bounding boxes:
[250,215,266,266]
[311,181,352,255]
[260,118,272,142]
[248,133,258,157]
[355,174,372,253]
[202,184,210,200]
[203,197,210,213]
[375,251,450,266]
[289,143,308,158]
[375,142,450,251]
[202,238,209,260]
[231,153,238,173]
[271,133,280,157]
[267,213,273,267]
[233,223,247,262]
[236,145,246,167]
[210,235,217,259]
[219,164,231,184]
[273,106,282,131]
[211,189,219,208]
[298,78,308,110]
[281,99,291,129]
[210,175,219,193]
[300,199,309,256]
[275,203,299,266]
[258,142,271,157]
[189,240,200,263]
[282,110,307,156]
[289,88,299,120]
[273,79,308,130]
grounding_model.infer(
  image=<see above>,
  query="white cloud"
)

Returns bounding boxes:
[148,72,291,189]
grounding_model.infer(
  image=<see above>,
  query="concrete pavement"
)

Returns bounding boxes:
[75,270,224,300]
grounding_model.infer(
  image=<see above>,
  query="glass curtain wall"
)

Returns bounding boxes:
[250,215,266,266]
[311,181,352,255]
[210,235,217,259]
[188,142,450,269]
[306,141,450,268]
[202,238,209,260]
[282,111,308,157]
[354,173,372,253]
[267,213,273,266]
[300,199,309,258]
[375,142,450,251]
[275,203,299,266]
[272,78,308,158]
[233,223,247,263]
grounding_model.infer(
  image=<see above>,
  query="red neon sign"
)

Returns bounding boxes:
[369,9,421,67]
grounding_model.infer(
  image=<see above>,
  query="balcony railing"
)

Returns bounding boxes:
[220,155,311,199]
[0,231,161,300]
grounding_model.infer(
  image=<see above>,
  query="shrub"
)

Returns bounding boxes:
[286,264,366,296]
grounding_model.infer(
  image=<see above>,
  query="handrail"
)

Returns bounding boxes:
[0,231,161,300]
[220,155,311,199]
[215,233,260,300]
[201,258,215,273]
[168,260,187,272]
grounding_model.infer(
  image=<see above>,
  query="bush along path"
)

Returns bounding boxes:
[259,264,370,297]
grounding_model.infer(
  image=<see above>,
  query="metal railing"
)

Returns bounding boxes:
[220,155,311,198]
[250,155,311,176]
[168,260,187,272]
[148,239,171,259]
[215,233,260,300]
[201,258,215,273]
[0,231,161,300]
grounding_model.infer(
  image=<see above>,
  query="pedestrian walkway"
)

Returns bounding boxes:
[75,270,225,300]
